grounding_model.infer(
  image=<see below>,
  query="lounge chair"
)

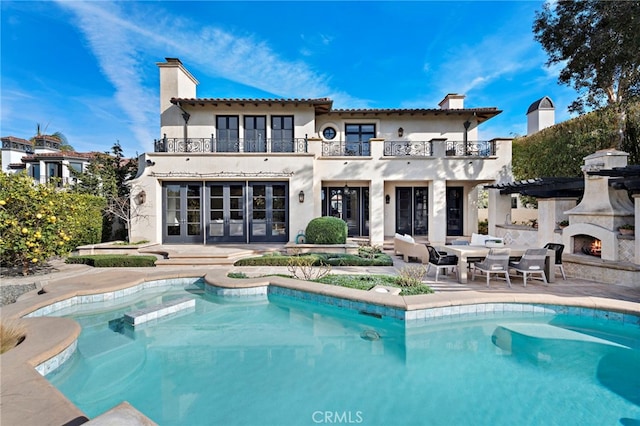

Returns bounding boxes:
[509,248,548,287]
[425,245,458,282]
[471,248,511,288]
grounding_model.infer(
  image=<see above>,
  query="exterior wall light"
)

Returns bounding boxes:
[136,190,147,205]
[398,127,404,138]
[385,194,390,204]
[298,190,305,203]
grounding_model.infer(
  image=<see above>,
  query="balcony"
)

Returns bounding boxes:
[154,136,308,153]
[445,140,495,157]
[383,140,432,156]
[322,141,371,156]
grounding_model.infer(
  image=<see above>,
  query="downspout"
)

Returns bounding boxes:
[176,101,190,150]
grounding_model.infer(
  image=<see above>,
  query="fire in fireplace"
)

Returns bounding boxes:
[574,235,603,257]
[582,239,602,257]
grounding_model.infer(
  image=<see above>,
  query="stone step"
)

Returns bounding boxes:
[124,296,196,326]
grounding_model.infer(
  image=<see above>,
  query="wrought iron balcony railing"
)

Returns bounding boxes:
[445,140,496,157]
[321,141,371,156]
[154,136,308,153]
[383,140,432,156]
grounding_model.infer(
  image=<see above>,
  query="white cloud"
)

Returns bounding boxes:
[55,1,366,151]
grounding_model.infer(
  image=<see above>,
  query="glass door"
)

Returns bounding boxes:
[163,183,202,243]
[395,187,428,236]
[206,183,246,243]
[249,183,288,242]
[446,187,464,236]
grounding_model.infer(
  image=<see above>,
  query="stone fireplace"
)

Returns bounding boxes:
[562,150,634,262]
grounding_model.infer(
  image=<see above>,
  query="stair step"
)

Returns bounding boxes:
[124,297,196,326]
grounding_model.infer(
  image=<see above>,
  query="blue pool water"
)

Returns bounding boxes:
[46,282,640,426]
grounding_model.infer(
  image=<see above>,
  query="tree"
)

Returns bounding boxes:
[533,0,640,150]
[0,172,103,275]
[70,142,139,242]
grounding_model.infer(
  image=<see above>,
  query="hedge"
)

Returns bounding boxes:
[66,255,157,267]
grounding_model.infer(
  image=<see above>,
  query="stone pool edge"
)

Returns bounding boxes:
[1,268,640,426]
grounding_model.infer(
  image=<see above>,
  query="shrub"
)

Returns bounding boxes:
[66,255,156,267]
[305,216,348,244]
[0,172,104,275]
[478,219,488,235]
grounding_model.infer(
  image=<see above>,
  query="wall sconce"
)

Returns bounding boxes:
[136,190,146,205]
[298,190,305,203]
[145,159,155,167]
[397,127,404,138]
[385,194,390,204]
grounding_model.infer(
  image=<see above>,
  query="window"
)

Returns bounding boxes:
[216,115,239,152]
[322,127,336,140]
[69,162,83,172]
[271,116,294,152]
[30,164,40,180]
[345,124,374,156]
[244,116,266,152]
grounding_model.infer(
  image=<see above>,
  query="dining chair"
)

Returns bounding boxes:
[471,248,511,288]
[425,245,458,282]
[509,248,548,287]
[543,243,566,280]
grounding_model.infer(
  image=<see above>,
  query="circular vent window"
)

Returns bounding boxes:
[322,127,337,140]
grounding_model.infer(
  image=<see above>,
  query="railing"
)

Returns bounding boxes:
[445,140,496,157]
[154,136,308,153]
[2,140,33,153]
[383,140,432,156]
[321,141,371,156]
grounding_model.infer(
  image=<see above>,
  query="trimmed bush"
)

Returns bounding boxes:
[234,252,393,267]
[304,216,347,244]
[66,255,156,267]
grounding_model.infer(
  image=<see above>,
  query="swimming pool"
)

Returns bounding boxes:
[45,279,640,426]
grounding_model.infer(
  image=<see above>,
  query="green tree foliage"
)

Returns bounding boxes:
[513,103,640,180]
[70,142,138,241]
[0,172,104,275]
[533,1,640,149]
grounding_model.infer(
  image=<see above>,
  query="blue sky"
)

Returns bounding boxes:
[1,1,577,157]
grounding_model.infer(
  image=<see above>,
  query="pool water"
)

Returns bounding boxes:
[46,284,640,426]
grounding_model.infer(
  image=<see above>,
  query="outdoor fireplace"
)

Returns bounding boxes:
[575,235,602,257]
[563,149,634,262]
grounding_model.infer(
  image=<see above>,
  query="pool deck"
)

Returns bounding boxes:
[1,245,639,426]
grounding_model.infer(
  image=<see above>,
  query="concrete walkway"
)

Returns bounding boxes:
[1,246,639,426]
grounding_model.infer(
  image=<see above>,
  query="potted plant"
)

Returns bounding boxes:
[618,224,635,235]
[558,220,569,229]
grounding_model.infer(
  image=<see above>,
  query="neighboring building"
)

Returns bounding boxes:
[1,135,92,186]
[129,58,514,246]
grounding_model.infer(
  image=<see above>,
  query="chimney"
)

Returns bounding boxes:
[526,96,555,135]
[157,58,199,115]
[439,94,465,109]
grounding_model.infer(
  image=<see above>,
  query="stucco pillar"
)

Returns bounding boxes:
[487,188,511,236]
[369,179,385,246]
[429,179,447,244]
[537,197,578,246]
[466,185,480,235]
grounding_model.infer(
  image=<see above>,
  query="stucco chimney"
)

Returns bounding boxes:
[526,96,555,135]
[439,94,465,109]
[157,58,199,115]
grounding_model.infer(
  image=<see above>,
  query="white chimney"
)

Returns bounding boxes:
[439,94,465,109]
[157,58,199,115]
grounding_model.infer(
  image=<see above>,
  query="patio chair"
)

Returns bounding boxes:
[471,248,511,288]
[509,248,548,287]
[543,243,566,280]
[425,245,458,282]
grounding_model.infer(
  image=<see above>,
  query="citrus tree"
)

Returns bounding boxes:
[0,172,104,275]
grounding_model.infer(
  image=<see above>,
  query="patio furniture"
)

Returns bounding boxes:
[425,245,458,282]
[544,243,566,280]
[471,248,512,288]
[509,248,548,287]
[393,234,429,263]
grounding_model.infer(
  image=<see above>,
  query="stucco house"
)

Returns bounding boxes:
[129,58,513,246]
[1,135,92,186]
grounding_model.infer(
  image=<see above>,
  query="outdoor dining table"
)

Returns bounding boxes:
[434,244,556,284]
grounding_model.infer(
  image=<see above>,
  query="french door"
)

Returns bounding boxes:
[395,187,428,236]
[163,182,288,244]
[446,187,464,236]
[163,183,203,243]
[321,186,369,237]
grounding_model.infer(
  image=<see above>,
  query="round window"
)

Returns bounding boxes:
[322,127,337,140]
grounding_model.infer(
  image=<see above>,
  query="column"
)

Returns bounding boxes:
[429,179,447,244]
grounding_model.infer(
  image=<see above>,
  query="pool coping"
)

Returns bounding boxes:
[2,267,640,426]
